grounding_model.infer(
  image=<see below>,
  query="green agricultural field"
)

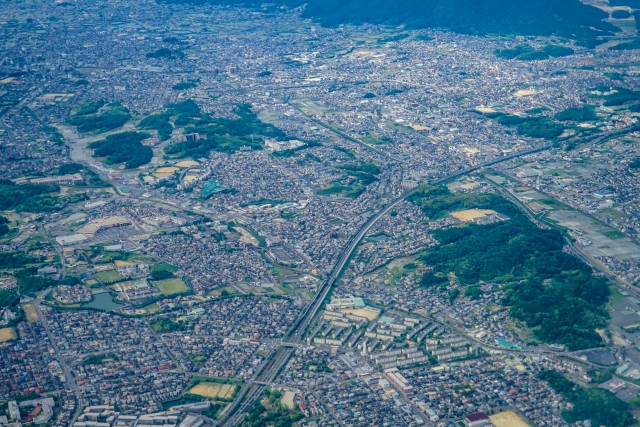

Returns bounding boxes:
[539,198,572,210]
[152,278,188,295]
[94,270,124,284]
[602,229,626,240]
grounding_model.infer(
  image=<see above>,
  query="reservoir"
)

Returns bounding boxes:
[84,293,124,311]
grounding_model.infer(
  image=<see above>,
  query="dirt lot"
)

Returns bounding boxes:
[22,303,40,322]
[189,383,221,398]
[450,208,496,222]
[0,327,17,343]
[490,411,531,427]
[341,308,380,321]
[189,382,237,399]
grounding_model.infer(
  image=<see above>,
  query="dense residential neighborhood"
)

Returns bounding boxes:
[2,0,640,426]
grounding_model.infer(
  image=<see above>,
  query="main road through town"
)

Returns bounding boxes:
[218,142,555,426]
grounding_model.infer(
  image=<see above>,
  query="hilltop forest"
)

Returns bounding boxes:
[167,0,615,43]
[409,185,610,351]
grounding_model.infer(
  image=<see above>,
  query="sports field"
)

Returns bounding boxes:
[189,382,237,399]
[340,308,380,321]
[490,411,530,427]
[152,278,188,295]
[281,391,296,409]
[0,327,17,343]
[515,89,536,97]
[94,270,123,284]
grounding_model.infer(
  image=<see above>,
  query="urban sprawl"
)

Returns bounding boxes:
[2,0,640,427]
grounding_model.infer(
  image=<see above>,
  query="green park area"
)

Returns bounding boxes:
[487,113,564,140]
[243,389,303,427]
[152,263,179,273]
[150,317,188,333]
[94,270,124,284]
[163,101,287,158]
[151,278,188,295]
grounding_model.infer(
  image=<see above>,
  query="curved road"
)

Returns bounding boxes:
[221,142,554,426]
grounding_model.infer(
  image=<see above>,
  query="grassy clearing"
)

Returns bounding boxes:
[142,302,160,313]
[120,252,152,263]
[94,270,123,284]
[152,278,188,295]
[152,263,179,272]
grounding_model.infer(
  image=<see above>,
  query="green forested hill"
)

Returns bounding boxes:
[409,185,610,351]
[165,0,616,40]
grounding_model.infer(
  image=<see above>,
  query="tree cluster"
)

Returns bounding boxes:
[244,389,304,427]
[67,103,131,134]
[491,113,564,139]
[495,44,574,61]
[554,105,598,122]
[591,86,640,106]
[0,179,60,212]
[73,99,105,116]
[88,131,152,169]
[172,80,199,90]
[337,162,381,185]
[0,290,14,309]
[16,269,56,296]
[139,113,173,140]
[538,370,635,427]
[150,270,175,281]
[146,48,184,59]
[150,317,188,333]
[0,251,38,269]
[0,216,10,236]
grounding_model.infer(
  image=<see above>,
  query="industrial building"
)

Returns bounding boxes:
[77,216,132,237]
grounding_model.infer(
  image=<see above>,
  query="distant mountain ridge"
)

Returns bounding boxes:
[165,0,617,41]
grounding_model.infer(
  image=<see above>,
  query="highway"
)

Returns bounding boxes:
[220,142,555,426]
